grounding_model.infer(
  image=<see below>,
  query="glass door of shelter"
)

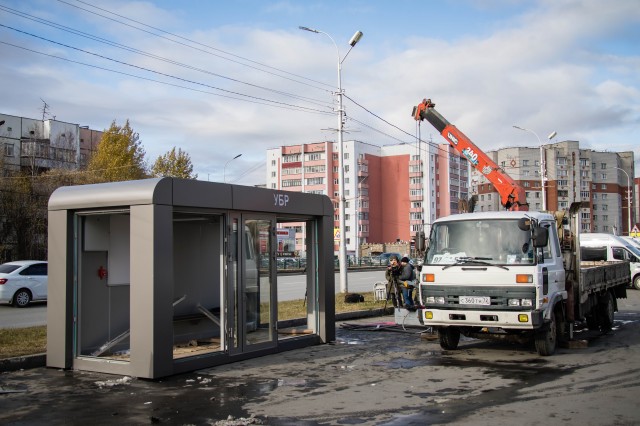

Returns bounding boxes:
[228,215,276,354]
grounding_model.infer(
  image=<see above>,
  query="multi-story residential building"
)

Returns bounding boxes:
[472,140,636,235]
[266,139,469,256]
[1,112,103,261]
[1,113,103,175]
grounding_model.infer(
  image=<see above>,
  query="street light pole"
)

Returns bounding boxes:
[224,154,242,183]
[300,26,363,294]
[613,166,632,235]
[513,126,557,211]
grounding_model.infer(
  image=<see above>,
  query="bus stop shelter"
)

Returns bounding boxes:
[47,178,335,379]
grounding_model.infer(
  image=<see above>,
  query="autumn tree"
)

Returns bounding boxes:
[150,147,197,179]
[87,119,147,182]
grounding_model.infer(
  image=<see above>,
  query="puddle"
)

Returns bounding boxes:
[371,357,431,369]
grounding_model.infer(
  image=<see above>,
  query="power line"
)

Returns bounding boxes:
[0,25,335,115]
[0,4,332,107]
[57,0,333,92]
[0,40,333,117]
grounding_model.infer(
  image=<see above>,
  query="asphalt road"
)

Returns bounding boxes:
[0,270,386,329]
[2,289,640,425]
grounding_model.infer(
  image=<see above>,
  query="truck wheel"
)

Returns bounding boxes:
[438,327,460,350]
[535,308,558,356]
[633,276,640,291]
[598,291,615,333]
[585,314,599,331]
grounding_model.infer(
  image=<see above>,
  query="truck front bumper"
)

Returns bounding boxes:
[421,308,544,329]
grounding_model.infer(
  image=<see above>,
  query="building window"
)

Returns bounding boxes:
[602,204,608,211]
[601,193,607,200]
[283,154,301,163]
[601,184,607,190]
[305,152,325,161]
[581,170,589,178]
[306,177,324,185]
[601,163,607,169]
[601,173,607,179]
[558,180,568,186]
[603,215,608,221]
[271,171,276,177]
[558,169,568,177]
[305,165,326,173]
[271,183,277,189]
[282,179,301,187]
[271,160,276,166]
[4,143,13,157]
[580,159,588,167]
[523,170,530,176]
[523,181,530,187]
[557,157,567,166]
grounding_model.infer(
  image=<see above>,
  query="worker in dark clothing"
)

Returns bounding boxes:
[398,256,416,310]
[385,255,402,307]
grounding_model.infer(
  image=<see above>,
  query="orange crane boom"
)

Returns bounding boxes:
[412,99,528,211]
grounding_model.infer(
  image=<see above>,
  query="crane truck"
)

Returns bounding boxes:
[405,100,630,355]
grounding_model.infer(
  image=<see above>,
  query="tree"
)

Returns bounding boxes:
[87,120,147,182]
[150,147,197,179]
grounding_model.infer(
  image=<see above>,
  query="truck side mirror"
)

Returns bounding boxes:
[532,227,549,248]
[518,217,531,231]
[415,231,426,252]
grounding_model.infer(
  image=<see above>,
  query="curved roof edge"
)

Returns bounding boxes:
[49,178,172,211]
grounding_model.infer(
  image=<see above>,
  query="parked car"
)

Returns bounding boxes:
[0,260,48,307]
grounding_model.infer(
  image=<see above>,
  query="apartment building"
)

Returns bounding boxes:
[472,140,636,235]
[1,112,103,261]
[0,113,103,175]
[266,140,469,255]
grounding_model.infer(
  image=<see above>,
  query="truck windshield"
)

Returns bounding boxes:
[425,219,534,266]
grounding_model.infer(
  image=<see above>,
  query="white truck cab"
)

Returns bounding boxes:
[580,233,640,290]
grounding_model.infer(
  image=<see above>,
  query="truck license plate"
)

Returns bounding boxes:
[459,296,490,305]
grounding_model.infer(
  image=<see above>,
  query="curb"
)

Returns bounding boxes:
[0,353,46,373]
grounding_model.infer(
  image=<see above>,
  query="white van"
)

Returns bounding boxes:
[580,233,640,290]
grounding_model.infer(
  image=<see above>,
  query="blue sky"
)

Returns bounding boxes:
[1,0,639,183]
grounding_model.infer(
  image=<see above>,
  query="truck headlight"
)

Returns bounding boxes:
[435,297,445,304]
[508,299,521,306]
[426,296,435,303]
[521,299,533,307]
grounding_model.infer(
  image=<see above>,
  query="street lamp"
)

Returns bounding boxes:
[299,26,363,294]
[224,154,242,183]
[513,126,557,210]
[613,166,632,235]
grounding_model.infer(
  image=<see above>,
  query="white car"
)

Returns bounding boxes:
[0,260,48,307]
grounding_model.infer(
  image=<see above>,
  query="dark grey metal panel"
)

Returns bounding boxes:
[48,178,173,211]
[171,179,232,208]
[232,185,333,217]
